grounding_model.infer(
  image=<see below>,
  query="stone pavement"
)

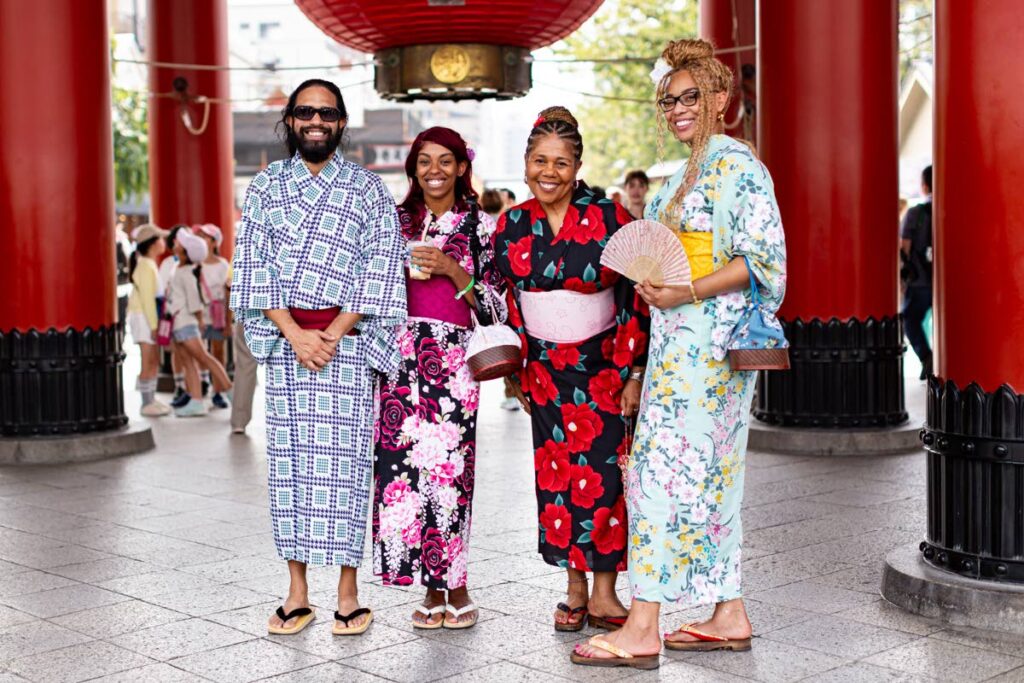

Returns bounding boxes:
[2,366,1023,682]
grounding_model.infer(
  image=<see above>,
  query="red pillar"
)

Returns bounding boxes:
[148,0,235,259]
[699,0,756,145]
[0,0,126,435]
[916,0,1024,585]
[934,0,1024,393]
[754,0,904,428]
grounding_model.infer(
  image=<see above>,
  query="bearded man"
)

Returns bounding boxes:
[231,79,406,636]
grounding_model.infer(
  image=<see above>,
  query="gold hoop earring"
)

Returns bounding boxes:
[717,113,725,122]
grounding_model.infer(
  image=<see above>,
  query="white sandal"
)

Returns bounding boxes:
[412,603,446,630]
[443,603,478,630]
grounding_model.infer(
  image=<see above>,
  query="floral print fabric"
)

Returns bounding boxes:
[627,135,786,605]
[494,186,650,572]
[373,208,503,589]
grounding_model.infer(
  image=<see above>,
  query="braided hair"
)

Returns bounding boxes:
[655,39,735,216]
[525,106,584,162]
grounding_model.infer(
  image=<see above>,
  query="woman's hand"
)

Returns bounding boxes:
[621,378,642,417]
[635,280,693,310]
[286,328,337,372]
[411,246,460,280]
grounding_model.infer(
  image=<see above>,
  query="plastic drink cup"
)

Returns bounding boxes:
[408,240,431,280]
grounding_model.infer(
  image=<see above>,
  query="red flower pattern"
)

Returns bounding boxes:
[525,361,559,406]
[592,498,627,555]
[534,440,570,492]
[539,503,571,548]
[613,316,648,368]
[570,463,604,509]
[561,402,604,453]
[563,276,598,294]
[569,545,591,571]
[507,235,533,277]
[548,345,581,371]
[589,368,624,414]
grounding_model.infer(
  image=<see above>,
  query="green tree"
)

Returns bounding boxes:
[555,0,697,186]
[899,0,932,82]
[111,41,149,204]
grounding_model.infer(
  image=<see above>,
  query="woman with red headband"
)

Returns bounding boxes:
[372,127,506,630]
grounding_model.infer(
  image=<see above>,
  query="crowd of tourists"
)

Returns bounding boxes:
[127,37,787,669]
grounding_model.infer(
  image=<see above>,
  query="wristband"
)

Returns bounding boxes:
[454,277,476,300]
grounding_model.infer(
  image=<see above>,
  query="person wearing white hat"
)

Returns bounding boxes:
[127,223,172,416]
[196,223,233,409]
[168,230,233,417]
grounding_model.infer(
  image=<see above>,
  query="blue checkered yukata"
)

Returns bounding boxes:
[230,152,407,567]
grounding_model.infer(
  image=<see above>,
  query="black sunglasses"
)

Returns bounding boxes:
[290,105,343,122]
[657,88,700,112]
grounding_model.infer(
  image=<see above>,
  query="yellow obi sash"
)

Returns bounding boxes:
[678,232,715,280]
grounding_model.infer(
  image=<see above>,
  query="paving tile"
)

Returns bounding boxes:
[809,661,931,682]
[653,659,754,682]
[985,666,1024,683]
[4,640,153,683]
[0,583,129,618]
[47,557,159,584]
[145,584,275,616]
[695,637,849,682]
[340,639,497,683]
[0,620,92,662]
[744,499,853,532]
[130,543,238,569]
[98,569,211,598]
[177,557,283,584]
[808,564,885,594]
[742,551,856,593]
[170,638,325,683]
[0,606,34,628]
[0,672,30,682]
[0,573,76,598]
[763,614,919,659]
[203,600,280,636]
[833,600,944,636]
[742,598,819,635]
[110,617,255,661]
[436,661,572,682]
[257,662,392,683]
[419,614,581,659]
[89,662,203,682]
[51,599,188,639]
[748,580,878,615]
[929,626,1024,657]
[864,636,1024,681]
[0,543,112,571]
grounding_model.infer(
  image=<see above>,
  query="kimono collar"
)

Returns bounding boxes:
[289,151,343,186]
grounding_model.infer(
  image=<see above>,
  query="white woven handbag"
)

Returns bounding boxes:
[466,304,522,381]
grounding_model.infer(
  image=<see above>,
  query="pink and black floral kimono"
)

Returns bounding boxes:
[373,206,505,589]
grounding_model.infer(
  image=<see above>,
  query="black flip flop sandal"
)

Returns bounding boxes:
[267,606,315,635]
[554,602,589,632]
[333,607,373,636]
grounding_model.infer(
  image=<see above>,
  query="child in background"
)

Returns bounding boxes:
[196,224,233,409]
[168,231,233,417]
[127,223,171,417]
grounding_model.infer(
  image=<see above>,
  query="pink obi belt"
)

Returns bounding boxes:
[406,275,472,327]
[289,307,358,335]
[519,288,615,344]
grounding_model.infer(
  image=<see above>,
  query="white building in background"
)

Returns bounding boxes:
[899,61,933,202]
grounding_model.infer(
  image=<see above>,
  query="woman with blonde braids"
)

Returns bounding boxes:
[572,39,786,669]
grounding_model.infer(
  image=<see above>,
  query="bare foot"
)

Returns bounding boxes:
[268,592,310,631]
[588,592,628,621]
[555,577,589,627]
[573,624,661,660]
[337,593,369,630]
[412,588,446,627]
[445,586,477,626]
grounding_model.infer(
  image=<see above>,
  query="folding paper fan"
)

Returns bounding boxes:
[600,220,691,286]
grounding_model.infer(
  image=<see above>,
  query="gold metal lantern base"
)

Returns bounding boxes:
[374,43,532,101]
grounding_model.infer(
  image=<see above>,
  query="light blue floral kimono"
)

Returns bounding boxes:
[231,152,407,567]
[626,135,786,605]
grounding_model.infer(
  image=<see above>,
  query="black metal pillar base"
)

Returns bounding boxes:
[919,377,1024,583]
[754,315,908,428]
[0,325,128,437]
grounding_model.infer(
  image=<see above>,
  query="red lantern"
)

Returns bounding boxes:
[295,0,605,101]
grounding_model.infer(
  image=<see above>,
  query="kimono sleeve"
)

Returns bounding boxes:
[473,211,508,324]
[609,202,650,370]
[345,176,408,373]
[229,181,285,363]
[724,155,787,313]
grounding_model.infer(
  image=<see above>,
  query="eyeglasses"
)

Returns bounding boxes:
[657,88,700,112]
[290,105,343,122]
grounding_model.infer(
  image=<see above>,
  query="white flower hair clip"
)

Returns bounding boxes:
[649,58,672,87]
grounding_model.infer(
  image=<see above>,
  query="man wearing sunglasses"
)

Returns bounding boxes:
[231,78,407,637]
